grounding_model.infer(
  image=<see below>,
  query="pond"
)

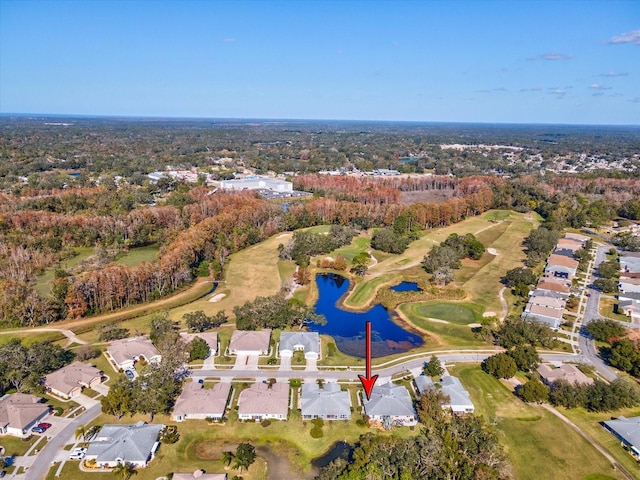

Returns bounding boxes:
[390,281,423,292]
[309,273,423,358]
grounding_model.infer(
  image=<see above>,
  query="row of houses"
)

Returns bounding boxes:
[104,330,321,375]
[171,372,474,426]
[522,233,589,329]
[619,252,640,322]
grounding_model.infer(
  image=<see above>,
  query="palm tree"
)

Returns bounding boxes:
[74,425,86,441]
[112,461,137,480]
[222,450,235,467]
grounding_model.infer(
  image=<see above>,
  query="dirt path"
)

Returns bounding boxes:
[540,404,635,480]
[0,327,88,347]
[498,286,508,321]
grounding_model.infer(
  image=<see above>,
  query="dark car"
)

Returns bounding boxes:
[31,426,45,433]
[124,369,135,380]
[37,422,52,430]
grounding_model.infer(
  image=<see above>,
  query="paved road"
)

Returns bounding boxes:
[24,404,102,480]
[578,245,618,381]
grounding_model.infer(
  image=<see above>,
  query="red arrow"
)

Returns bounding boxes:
[358,321,378,401]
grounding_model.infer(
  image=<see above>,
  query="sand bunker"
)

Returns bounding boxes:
[483,311,497,317]
[487,248,499,255]
[209,293,226,302]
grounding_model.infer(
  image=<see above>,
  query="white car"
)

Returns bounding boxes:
[69,448,86,460]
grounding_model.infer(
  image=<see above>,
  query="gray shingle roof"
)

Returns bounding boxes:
[363,383,415,417]
[440,376,474,409]
[300,383,350,418]
[604,416,640,452]
[279,332,320,355]
[414,375,435,395]
[87,422,164,464]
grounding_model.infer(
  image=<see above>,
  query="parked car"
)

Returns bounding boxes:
[37,422,52,430]
[69,451,85,460]
[124,369,135,380]
[31,426,45,433]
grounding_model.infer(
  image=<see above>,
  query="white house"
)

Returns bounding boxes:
[44,362,103,399]
[237,382,289,421]
[228,330,271,356]
[440,376,475,414]
[85,422,164,468]
[180,332,218,357]
[220,176,293,192]
[362,382,417,427]
[279,332,320,360]
[300,382,351,420]
[106,337,162,371]
[172,382,231,422]
[0,393,50,438]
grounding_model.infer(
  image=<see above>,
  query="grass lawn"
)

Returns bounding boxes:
[343,273,400,309]
[75,404,416,480]
[398,302,486,348]
[451,364,625,480]
[0,330,67,346]
[599,297,631,322]
[561,406,640,477]
[484,211,513,222]
[34,247,94,297]
[411,301,484,325]
[0,434,39,456]
[113,244,159,267]
[277,259,296,283]
[168,232,289,323]
[328,233,371,262]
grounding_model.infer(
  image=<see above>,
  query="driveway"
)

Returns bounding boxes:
[233,354,259,371]
[304,358,318,371]
[279,356,292,371]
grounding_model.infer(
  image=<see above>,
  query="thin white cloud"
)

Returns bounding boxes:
[592,92,605,97]
[222,38,236,44]
[589,83,612,90]
[546,88,567,99]
[607,30,640,45]
[519,87,543,93]
[528,53,573,61]
[598,71,628,77]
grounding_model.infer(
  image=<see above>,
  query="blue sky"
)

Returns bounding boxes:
[1,0,639,124]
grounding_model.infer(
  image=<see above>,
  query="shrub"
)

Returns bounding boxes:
[261,419,271,428]
[310,426,324,438]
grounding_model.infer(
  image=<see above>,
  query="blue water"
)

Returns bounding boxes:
[309,273,423,358]
[390,281,422,292]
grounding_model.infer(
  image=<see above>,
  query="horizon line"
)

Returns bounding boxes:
[1,112,639,128]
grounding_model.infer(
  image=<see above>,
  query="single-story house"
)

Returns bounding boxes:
[180,332,218,357]
[603,416,640,459]
[620,254,640,275]
[0,393,50,438]
[173,472,227,480]
[563,233,590,243]
[106,337,162,371]
[44,361,103,399]
[172,382,231,422]
[545,254,579,280]
[536,280,571,297]
[619,277,640,295]
[300,382,351,420]
[414,374,435,395]
[556,238,585,252]
[440,376,475,414]
[619,298,640,322]
[228,330,271,356]
[85,421,164,468]
[237,382,289,421]
[362,382,417,427]
[537,364,594,385]
[522,304,564,329]
[527,292,566,310]
[279,332,320,360]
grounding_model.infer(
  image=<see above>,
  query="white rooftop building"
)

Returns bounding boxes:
[220,176,293,192]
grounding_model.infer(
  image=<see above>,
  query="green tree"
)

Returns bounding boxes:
[350,252,371,276]
[597,260,619,279]
[222,451,235,467]
[183,310,227,332]
[593,278,618,293]
[506,344,539,372]
[502,267,537,288]
[159,425,179,444]
[233,443,256,472]
[189,336,211,361]
[517,379,549,403]
[424,355,444,377]
[584,319,626,343]
[482,353,517,379]
[112,462,137,480]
